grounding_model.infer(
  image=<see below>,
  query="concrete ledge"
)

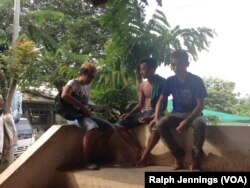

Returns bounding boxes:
[0,125,84,188]
[55,165,182,188]
[106,125,250,171]
[203,125,250,171]
[1,124,250,187]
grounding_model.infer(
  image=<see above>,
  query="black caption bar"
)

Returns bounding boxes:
[145,172,250,188]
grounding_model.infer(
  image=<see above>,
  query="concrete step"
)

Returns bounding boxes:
[55,164,188,188]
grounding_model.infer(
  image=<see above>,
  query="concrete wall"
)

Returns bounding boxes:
[107,125,250,171]
[0,125,84,188]
[1,124,250,187]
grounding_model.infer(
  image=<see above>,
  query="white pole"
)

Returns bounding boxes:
[7,0,20,165]
[12,0,20,46]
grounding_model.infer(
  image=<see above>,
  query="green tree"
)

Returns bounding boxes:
[0,0,39,113]
[204,77,250,117]
[0,0,216,115]
[20,0,110,90]
[204,77,238,113]
[94,0,216,112]
[0,0,111,91]
[0,36,39,112]
[231,95,250,116]
[0,34,39,168]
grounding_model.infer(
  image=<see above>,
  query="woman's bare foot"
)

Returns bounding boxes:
[172,157,184,170]
[189,161,201,171]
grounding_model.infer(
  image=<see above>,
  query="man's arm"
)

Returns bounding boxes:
[61,85,91,116]
[176,98,205,133]
[129,89,145,115]
[148,95,167,127]
[155,95,167,120]
[186,98,205,122]
[119,84,145,120]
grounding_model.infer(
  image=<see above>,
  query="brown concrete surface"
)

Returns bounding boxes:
[105,125,250,171]
[0,124,250,188]
[55,164,188,188]
[0,125,84,188]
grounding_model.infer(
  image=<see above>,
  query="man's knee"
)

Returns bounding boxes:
[192,116,206,129]
[157,116,171,132]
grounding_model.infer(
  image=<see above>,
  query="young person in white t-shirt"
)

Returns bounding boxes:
[61,62,114,170]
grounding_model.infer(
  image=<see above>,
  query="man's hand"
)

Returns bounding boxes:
[118,113,130,121]
[138,116,153,124]
[148,118,157,131]
[81,104,91,117]
[176,119,190,133]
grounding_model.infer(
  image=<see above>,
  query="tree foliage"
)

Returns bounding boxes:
[0,35,38,112]
[204,77,237,113]
[94,0,216,112]
[204,77,250,117]
[235,95,250,116]
[18,0,110,90]
[0,0,217,115]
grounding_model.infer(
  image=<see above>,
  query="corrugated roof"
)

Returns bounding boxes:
[22,93,54,104]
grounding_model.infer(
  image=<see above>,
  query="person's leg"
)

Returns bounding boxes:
[98,130,114,153]
[83,128,98,163]
[158,115,185,170]
[116,126,143,161]
[136,112,166,167]
[77,117,99,170]
[136,130,160,167]
[189,116,206,171]
[90,117,114,160]
[115,114,145,162]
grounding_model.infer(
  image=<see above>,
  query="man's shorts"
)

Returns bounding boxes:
[115,110,158,131]
[67,116,114,132]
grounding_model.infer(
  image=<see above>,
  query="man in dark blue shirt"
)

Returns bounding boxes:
[150,49,207,171]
